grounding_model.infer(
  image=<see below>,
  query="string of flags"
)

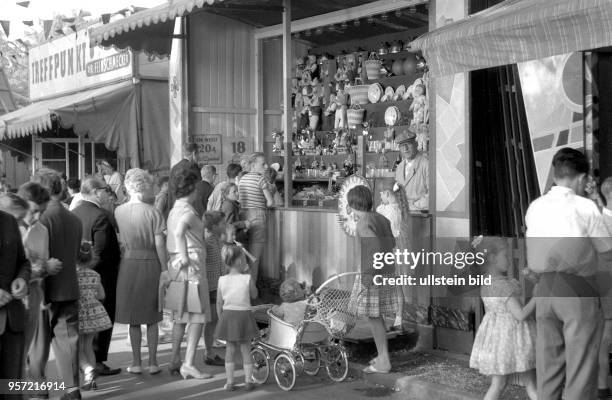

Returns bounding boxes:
[0,1,148,41]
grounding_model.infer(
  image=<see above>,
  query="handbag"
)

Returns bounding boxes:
[164,281,187,316]
[186,282,203,313]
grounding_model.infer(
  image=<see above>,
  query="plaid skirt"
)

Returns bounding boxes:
[350,274,399,319]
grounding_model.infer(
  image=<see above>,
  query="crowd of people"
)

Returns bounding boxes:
[0,143,286,399]
[6,138,612,400]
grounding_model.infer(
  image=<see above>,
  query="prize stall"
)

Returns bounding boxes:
[91,0,434,330]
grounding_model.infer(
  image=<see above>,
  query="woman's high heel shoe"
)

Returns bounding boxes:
[179,364,213,380]
[81,368,97,391]
[168,362,181,376]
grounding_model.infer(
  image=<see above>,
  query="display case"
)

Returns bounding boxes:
[264,33,430,211]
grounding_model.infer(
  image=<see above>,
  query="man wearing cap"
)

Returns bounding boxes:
[394,130,429,211]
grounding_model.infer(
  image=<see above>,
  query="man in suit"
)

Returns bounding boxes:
[28,168,82,400]
[0,209,30,391]
[72,177,121,376]
[168,142,208,217]
[394,131,429,211]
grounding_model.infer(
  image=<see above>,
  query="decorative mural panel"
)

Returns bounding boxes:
[434,0,468,215]
[517,53,584,193]
[435,73,467,212]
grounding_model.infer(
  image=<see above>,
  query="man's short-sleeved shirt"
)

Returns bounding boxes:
[238,172,267,209]
[525,186,612,276]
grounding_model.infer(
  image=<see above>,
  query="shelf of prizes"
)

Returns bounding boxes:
[258,17,432,311]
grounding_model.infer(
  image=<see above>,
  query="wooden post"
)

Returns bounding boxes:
[282,0,292,207]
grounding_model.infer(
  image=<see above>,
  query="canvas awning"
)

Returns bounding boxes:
[410,0,612,77]
[0,80,140,162]
[89,0,224,56]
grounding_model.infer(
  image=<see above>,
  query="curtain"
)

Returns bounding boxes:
[471,65,540,238]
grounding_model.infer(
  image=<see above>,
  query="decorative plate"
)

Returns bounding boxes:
[337,175,371,237]
[367,83,383,103]
[394,84,406,100]
[384,106,401,126]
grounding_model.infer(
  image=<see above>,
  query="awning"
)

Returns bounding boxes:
[410,0,612,77]
[89,0,225,56]
[0,80,140,164]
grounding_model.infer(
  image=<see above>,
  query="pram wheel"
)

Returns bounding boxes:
[325,343,348,382]
[303,347,321,376]
[250,347,270,384]
[273,353,296,391]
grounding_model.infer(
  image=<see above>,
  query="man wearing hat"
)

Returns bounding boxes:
[394,130,429,211]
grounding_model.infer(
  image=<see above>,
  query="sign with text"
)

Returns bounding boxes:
[224,137,253,166]
[29,27,133,100]
[192,134,222,164]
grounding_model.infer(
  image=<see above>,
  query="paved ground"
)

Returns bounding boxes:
[41,324,408,400]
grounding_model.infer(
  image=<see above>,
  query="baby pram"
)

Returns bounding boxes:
[250,272,363,391]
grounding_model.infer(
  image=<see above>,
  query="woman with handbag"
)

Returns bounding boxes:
[114,169,167,375]
[165,167,213,380]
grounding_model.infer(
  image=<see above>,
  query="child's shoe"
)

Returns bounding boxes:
[224,383,236,392]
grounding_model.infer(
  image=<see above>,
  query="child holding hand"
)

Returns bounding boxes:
[469,236,537,400]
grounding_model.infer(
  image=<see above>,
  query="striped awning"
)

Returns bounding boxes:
[90,0,225,55]
[0,80,134,139]
[410,0,612,77]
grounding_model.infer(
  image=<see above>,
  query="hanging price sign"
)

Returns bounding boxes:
[224,137,253,165]
[191,135,222,164]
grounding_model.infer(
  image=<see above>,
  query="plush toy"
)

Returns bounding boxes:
[409,84,428,129]
[334,82,349,130]
[306,54,319,81]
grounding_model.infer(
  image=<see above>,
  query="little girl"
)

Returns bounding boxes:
[376,184,410,331]
[77,241,112,391]
[469,236,537,400]
[215,243,259,391]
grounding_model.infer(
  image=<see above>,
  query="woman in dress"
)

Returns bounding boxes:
[115,169,168,374]
[166,167,213,380]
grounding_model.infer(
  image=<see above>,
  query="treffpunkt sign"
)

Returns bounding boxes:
[29,27,133,100]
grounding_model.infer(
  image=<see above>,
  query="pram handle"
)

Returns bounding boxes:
[314,271,362,295]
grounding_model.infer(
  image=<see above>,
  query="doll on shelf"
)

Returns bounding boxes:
[309,95,322,131]
[306,54,320,81]
[416,124,429,153]
[334,82,349,130]
[272,130,283,153]
[409,84,428,130]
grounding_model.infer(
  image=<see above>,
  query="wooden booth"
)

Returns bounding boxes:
[91,0,434,341]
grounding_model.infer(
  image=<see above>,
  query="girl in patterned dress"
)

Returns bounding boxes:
[347,185,398,374]
[77,241,112,390]
[469,236,537,400]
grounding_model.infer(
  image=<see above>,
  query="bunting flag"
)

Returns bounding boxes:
[22,20,33,26]
[16,1,30,7]
[62,17,75,23]
[69,24,76,32]
[43,20,53,39]
[101,13,111,24]
[0,21,9,37]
